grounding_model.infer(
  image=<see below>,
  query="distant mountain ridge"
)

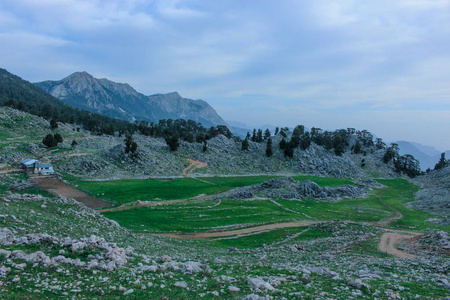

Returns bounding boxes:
[35,72,226,127]
[395,140,450,170]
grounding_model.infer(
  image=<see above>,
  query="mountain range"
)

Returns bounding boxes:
[395,141,449,171]
[35,72,226,127]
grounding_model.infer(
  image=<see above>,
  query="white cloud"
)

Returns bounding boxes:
[154,0,205,18]
[1,0,449,150]
[398,0,450,9]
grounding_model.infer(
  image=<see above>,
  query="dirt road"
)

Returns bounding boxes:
[97,192,220,213]
[33,177,112,209]
[33,175,422,258]
[155,221,318,239]
[374,196,403,227]
[378,231,421,259]
[182,158,207,176]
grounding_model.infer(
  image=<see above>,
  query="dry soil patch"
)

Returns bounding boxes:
[33,177,112,209]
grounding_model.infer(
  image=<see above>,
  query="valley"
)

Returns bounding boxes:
[0,106,449,299]
[1,0,449,297]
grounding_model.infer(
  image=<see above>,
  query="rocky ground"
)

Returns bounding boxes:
[0,175,449,299]
[210,177,383,202]
[1,107,449,299]
[410,166,450,225]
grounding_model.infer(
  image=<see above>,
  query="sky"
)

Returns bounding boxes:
[1,0,449,151]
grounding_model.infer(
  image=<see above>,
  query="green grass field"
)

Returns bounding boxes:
[70,175,356,206]
[99,177,449,247]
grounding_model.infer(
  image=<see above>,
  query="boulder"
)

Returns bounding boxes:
[248,277,275,291]
[0,228,15,246]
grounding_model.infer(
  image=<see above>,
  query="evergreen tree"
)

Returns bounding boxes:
[434,153,449,170]
[266,137,273,157]
[383,144,399,163]
[293,125,304,137]
[394,154,422,178]
[124,134,138,156]
[334,142,344,156]
[375,138,385,150]
[241,137,249,151]
[299,132,311,150]
[165,136,179,152]
[42,134,57,148]
[279,139,287,150]
[263,129,271,140]
[353,140,362,154]
[251,129,256,142]
[284,145,294,158]
[256,129,263,143]
[202,141,208,152]
[54,133,63,143]
[50,118,58,129]
[124,134,133,154]
[71,140,78,149]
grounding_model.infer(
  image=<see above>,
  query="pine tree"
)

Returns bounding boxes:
[54,133,63,143]
[284,145,294,158]
[50,118,58,129]
[165,136,179,152]
[264,129,271,141]
[353,140,361,154]
[434,153,449,170]
[42,134,57,148]
[256,129,263,143]
[242,137,249,151]
[251,129,256,142]
[266,137,273,157]
[125,134,138,156]
[299,132,311,150]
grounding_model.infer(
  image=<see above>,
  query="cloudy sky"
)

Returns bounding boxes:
[1,0,449,151]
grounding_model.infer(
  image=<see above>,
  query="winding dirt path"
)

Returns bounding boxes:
[155,221,318,239]
[98,192,220,213]
[378,231,421,258]
[374,196,403,227]
[33,174,423,258]
[182,158,207,176]
[373,197,422,258]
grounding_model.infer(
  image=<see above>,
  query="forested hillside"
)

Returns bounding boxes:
[0,68,135,135]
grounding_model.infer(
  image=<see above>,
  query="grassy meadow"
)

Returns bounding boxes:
[76,175,449,250]
[69,175,355,206]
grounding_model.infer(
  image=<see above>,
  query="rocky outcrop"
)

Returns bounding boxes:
[218,177,373,201]
[0,229,134,271]
[411,166,450,224]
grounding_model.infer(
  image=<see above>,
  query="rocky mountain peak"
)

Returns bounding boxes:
[35,73,227,127]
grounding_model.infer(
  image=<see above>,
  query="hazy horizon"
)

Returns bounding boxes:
[1,0,449,151]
